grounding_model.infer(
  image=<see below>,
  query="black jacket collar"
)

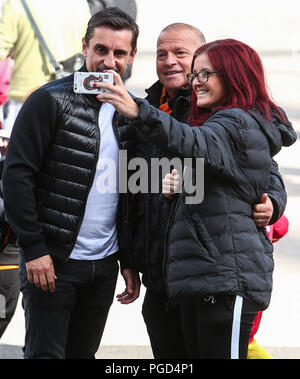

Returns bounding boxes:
[145,80,190,111]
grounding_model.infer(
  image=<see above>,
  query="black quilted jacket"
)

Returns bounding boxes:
[133,98,297,310]
[2,67,135,265]
[132,82,289,296]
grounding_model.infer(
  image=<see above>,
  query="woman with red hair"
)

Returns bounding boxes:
[97,39,297,359]
[188,39,287,124]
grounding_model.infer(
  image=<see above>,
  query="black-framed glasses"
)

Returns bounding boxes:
[187,70,219,84]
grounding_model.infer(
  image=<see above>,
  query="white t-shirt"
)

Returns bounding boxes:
[70,103,119,260]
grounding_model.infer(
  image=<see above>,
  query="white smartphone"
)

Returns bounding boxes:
[73,72,113,94]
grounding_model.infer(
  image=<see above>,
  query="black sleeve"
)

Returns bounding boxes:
[2,88,57,262]
[267,159,287,225]
[133,98,244,180]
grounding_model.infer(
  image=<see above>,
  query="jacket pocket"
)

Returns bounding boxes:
[183,207,221,259]
[259,227,274,255]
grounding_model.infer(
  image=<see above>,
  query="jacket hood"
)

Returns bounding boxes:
[247,108,297,156]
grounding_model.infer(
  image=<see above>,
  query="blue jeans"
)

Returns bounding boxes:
[19,252,119,359]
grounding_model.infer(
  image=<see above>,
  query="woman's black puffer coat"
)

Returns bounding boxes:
[133,99,297,310]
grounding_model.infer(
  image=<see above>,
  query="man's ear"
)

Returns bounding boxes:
[129,48,137,65]
[82,37,88,57]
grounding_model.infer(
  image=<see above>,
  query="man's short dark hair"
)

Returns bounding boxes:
[85,7,139,52]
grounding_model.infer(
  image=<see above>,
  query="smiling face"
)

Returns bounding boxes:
[82,26,137,76]
[156,28,203,98]
[192,53,226,110]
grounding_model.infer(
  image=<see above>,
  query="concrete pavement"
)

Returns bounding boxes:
[1,344,300,359]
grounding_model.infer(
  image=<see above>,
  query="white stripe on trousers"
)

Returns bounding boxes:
[231,295,243,359]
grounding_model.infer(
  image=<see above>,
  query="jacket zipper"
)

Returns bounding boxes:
[160,96,188,298]
[67,106,102,258]
[163,194,180,298]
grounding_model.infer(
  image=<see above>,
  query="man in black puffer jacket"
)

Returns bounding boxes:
[131,24,289,359]
[2,8,140,359]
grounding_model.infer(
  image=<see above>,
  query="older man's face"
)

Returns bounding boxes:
[156,29,202,98]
